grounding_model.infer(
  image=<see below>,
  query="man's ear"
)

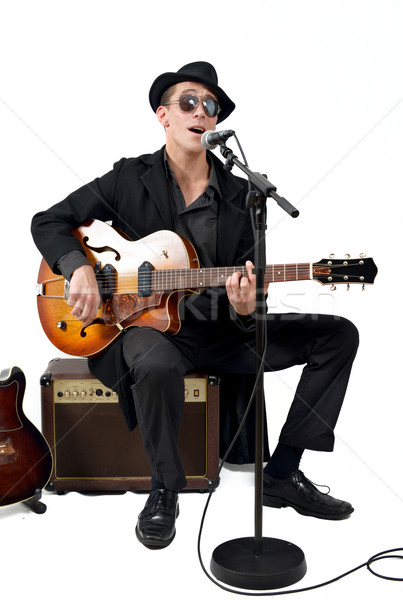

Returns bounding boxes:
[156,105,169,128]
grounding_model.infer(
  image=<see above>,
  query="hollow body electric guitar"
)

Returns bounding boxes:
[36,219,378,357]
[0,367,52,508]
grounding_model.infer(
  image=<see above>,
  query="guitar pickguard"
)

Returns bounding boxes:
[103,291,164,325]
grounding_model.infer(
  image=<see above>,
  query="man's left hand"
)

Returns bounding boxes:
[226,261,268,316]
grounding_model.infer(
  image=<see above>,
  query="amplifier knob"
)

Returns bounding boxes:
[64,391,71,398]
[80,391,87,397]
[72,391,78,397]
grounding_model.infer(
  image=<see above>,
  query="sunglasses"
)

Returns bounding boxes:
[164,94,220,118]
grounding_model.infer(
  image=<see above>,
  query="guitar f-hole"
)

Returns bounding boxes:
[80,318,106,338]
[83,236,121,261]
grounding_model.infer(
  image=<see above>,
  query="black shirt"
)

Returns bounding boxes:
[164,152,228,322]
[164,151,219,268]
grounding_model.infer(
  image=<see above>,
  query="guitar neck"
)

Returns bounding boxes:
[151,263,312,291]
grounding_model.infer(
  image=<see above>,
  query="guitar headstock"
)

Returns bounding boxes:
[313,254,378,289]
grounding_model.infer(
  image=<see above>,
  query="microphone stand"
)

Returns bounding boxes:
[210,144,307,590]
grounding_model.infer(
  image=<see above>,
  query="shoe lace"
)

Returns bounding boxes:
[299,470,331,495]
[141,490,164,518]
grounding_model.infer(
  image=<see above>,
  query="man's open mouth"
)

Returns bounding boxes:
[188,127,205,134]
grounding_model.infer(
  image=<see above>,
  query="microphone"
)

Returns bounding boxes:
[201,129,235,150]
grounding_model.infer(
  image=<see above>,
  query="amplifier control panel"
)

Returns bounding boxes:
[52,377,207,403]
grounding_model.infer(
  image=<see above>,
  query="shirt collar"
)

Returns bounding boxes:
[163,147,222,199]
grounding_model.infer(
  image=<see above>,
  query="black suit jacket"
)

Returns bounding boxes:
[32,147,253,273]
[32,147,269,463]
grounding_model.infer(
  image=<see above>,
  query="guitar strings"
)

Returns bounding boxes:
[39,262,368,297]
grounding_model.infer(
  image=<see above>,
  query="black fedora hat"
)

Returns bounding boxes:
[149,61,235,124]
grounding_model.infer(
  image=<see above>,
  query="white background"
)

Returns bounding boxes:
[1,0,402,597]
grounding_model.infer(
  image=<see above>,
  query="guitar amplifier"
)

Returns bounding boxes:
[40,358,220,493]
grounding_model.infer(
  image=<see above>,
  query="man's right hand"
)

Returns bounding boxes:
[67,265,101,328]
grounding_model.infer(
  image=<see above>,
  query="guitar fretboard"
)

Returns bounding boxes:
[150,263,311,291]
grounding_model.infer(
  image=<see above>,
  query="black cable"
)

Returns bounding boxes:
[197,135,403,594]
[196,352,403,594]
[367,549,403,581]
[196,314,267,589]
[233,133,248,167]
[198,542,403,596]
[195,301,403,595]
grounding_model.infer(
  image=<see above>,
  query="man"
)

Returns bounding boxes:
[31,61,359,550]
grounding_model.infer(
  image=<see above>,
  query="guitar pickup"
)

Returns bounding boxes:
[95,262,116,302]
[138,261,154,297]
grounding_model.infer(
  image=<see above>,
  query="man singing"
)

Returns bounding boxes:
[32,61,358,549]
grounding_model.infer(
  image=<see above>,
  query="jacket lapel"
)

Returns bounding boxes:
[139,148,176,230]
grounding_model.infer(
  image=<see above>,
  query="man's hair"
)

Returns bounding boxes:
[160,85,176,107]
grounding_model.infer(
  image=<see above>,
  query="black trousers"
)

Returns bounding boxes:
[122,313,359,491]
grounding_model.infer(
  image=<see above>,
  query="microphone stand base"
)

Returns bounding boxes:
[210,536,307,590]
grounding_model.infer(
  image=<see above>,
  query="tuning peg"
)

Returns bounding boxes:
[329,254,335,259]
[344,253,351,259]
[330,284,337,291]
[360,253,366,258]
[362,284,365,291]
[347,284,350,291]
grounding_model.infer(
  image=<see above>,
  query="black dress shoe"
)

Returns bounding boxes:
[136,489,179,549]
[263,470,354,520]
